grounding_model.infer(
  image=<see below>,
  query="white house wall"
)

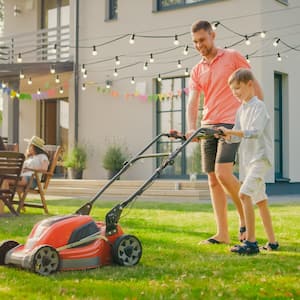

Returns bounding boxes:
[2,0,300,182]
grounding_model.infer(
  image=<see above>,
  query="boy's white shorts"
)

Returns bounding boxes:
[240,160,271,204]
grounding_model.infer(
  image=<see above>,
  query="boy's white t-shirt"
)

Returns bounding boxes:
[230,96,273,180]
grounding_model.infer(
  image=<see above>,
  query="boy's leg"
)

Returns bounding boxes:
[257,199,276,244]
[239,193,256,242]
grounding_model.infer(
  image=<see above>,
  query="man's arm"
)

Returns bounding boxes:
[186,89,201,132]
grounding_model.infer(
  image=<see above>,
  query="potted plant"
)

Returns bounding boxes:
[102,143,128,179]
[63,145,87,179]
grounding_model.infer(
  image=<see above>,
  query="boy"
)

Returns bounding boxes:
[219,68,279,255]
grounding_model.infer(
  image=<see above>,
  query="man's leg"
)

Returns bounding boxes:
[207,171,230,243]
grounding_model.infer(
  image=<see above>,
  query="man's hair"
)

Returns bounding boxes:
[191,20,213,33]
[228,68,255,85]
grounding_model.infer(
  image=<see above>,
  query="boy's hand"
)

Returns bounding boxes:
[216,126,231,140]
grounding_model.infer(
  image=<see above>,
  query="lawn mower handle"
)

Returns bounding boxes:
[75,131,184,215]
[104,127,223,235]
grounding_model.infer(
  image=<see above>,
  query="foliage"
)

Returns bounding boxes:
[63,145,87,171]
[0,200,299,299]
[102,143,128,172]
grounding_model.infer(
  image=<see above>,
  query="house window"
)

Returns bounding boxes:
[275,0,288,5]
[156,0,220,11]
[108,0,118,20]
[156,76,204,178]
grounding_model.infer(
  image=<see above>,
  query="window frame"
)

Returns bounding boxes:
[106,0,118,21]
[154,0,225,12]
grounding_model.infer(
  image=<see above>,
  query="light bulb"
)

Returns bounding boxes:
[212,21,220,31]
[277,53,282,62]
[129,34,135,44]
[157,74,162,82]
[81,64,86,73]
[19,70,25,79]
[82,83,86,90]
[184,68,189,76]
[92,45,97,56]
[177,60,182,68]
[55,75,60,83]
[83,70,88,78]
[17,53,22,63]
[37,88,41,95]
[59,87,64,94]
[183,45,189,55]
[173,35,179,46]
[246,55,250,63]
[273,38,280,47]
[260,31,266,38]
[50,65,55,74]
[149,53,154,63]
[245,36,251,46]
[143,62,148,71]
[113,68,118,77]
[115,56,120,65]
[28,77,32,85]
[131,77,135,84]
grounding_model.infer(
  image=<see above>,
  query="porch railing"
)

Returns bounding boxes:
[0,25,71,64]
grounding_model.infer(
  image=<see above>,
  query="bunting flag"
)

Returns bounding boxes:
[0,81,190,102]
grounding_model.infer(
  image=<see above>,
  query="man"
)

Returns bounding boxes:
[186,20,264,244]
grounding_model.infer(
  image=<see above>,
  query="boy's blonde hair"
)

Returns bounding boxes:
[228,68,254,85]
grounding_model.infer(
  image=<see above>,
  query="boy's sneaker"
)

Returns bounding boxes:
[231,240,260,255]
[261,242,279,251]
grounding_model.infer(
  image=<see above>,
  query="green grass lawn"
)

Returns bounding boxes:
[0,199,299,300]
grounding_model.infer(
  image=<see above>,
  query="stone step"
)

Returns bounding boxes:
[47,179,210,201]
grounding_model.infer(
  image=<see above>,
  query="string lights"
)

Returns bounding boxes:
[8,20,300,94]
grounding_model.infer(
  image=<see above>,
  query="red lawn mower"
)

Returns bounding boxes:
[0,128,222,275]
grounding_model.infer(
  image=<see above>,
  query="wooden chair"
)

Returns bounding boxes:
[0,152,25,216]
[13,145,63,214]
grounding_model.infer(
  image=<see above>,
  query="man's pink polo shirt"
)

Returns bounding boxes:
[189,48,250,125]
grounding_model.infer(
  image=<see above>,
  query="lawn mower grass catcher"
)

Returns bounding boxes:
[0,127,222,275]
